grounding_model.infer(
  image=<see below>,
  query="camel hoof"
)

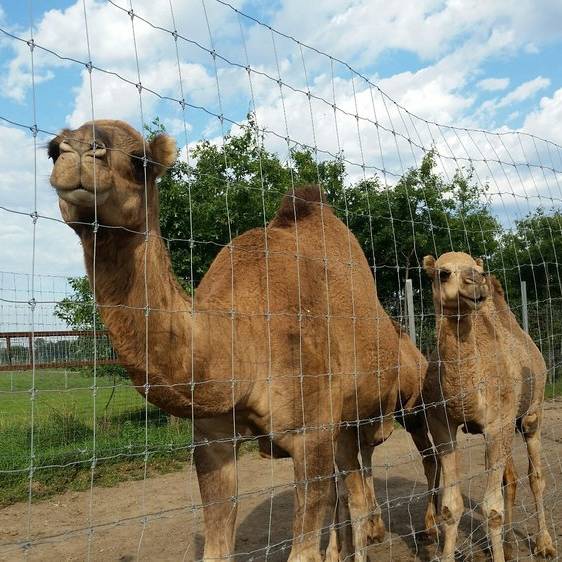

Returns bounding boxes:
[420,524,439,543]
[533,531,556,558]
[368,516,386,544]
[503,540,514,561]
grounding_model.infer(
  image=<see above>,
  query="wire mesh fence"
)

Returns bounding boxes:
[0,1,561,561]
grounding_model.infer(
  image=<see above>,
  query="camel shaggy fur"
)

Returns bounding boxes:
[413,251,556,562]
[48,119,426,561]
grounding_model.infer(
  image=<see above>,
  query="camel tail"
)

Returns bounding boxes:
[271,185,329,228]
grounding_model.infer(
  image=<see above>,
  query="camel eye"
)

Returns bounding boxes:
[130,153,153,183]
[439,269,451,282]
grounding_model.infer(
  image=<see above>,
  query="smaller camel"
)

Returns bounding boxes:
[414,252,556,562]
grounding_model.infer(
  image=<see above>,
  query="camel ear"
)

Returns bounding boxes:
[423,255,436,279]
[475,257,484,268]
[149,134,177,177]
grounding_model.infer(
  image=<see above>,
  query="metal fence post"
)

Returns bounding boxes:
[405,279,416,346]
[521,281,529,333]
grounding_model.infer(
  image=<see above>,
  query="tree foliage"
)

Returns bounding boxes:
[56,116,560,373]
[495,209,562,300]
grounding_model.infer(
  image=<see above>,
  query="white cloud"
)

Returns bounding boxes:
[162,117,193,137]
[66,62,216,129]
[1,0,242,104]
[476,76,551,121]
[478,77,510,91]
[253,0,562,71]
[522,87,562,144]
[0,124,84,276]
[2,0,562,281]
[496,76,550,108]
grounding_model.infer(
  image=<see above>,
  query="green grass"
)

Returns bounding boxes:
[0,369,191,506]
[545,379,562,400]
[1,369,559,507]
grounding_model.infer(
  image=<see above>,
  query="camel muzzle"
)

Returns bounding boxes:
[50,141,112,207]
[461,267,486,285]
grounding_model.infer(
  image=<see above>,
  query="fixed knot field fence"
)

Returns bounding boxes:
[0,1,561,561]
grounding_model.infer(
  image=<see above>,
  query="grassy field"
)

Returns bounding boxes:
[0,369,191,506]
[1,369,560,507]
[545,379,562,399]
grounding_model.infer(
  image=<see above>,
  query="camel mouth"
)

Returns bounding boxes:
[56,186,110,207]
[460,293,487,309]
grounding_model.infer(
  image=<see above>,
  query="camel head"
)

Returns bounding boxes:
[423,252,489,314]
[48,120,176,230]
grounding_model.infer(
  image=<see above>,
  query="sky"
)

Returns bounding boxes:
[1,0,562,294]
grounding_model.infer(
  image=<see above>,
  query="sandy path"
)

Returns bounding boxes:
[1,404,561,561]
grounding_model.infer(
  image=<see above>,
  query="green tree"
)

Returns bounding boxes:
[495,209,562,301]
[55,276,100,330]
[157,117,346,286]
[58,120,502,355]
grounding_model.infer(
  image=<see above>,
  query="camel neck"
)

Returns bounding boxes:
[435,312,479,379]
[80,227,190,313]
[436,312,474,343]
[78,227,196,415]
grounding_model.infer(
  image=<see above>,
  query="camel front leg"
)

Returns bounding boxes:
[522,412,556,558]
[429,417,462,562]
[481,429,513,562]
[194,420,240,562]
[408,423,440,541]
[502,456,517,560]
[334,430,382,562]
[325,472,353,562]
[287,434,337,562]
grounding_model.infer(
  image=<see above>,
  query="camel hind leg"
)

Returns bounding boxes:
[287,432,338,562]
[521,411,556,558]
[325,429,385,562]
[407,423,440,541]
[331,430,377,562]
[193,419,240,561]
[359,440,386,545]
[502,456,517,560]
[325,471,353,562]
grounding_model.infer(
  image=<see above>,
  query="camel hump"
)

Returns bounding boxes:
[271,185,329,228]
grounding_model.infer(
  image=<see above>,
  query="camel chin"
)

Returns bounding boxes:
[56,187,110,207]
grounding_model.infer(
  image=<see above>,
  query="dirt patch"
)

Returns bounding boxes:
[1,405,561,561]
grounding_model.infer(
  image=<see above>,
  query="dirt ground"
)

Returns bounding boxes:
[1,403,561,562]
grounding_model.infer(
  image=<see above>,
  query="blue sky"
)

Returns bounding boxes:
[2,1,562,135]
[1,0,562,286]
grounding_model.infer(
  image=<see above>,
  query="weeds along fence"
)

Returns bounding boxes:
[0,1,562,561]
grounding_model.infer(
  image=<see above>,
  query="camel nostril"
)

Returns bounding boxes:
[89,141,107,158]
[462,268,485,285]
[59,141,74,154]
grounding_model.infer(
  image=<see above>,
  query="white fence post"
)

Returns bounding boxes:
[521,281,529,334]
[405,279,416,346]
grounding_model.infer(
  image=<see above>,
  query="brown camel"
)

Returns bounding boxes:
[412,251,556,562]
[48,119,426,561]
